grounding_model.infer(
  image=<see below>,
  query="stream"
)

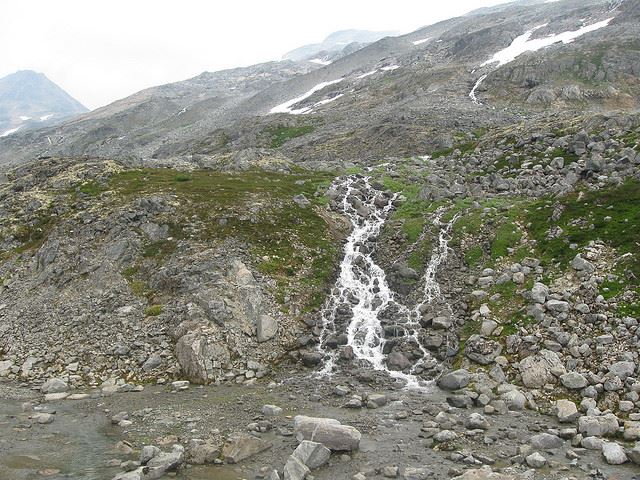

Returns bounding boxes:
[318,175,458,388]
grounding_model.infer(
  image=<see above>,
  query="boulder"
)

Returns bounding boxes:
[530,433,563,450]
[41,378,69,394]
[222,433,271,463]
[292,440,331,469]
[293,416,361,451]
[554,399,579,423]
[526,452,547,468]
[284,455,310,480]
[438,369,470,390]
[578,414,619,437]
[561,372,588,390]
[257,315,278,343]
[601,442,627,465]
[175,331,230,384]
[530,283,549,304]
[519,350,562,388]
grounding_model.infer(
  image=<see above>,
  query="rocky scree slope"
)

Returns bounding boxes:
[0,160,346,388]
[0,0,637,171]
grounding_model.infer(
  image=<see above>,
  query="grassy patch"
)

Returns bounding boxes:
[108,168,339,313]
[527,179,640,284]
[145,304,163,316]
[464,245,484,267]
[268,125,315,148]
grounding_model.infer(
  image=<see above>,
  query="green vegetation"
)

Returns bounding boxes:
[268,125,315,148]
[78,181,103,196]
[108,168,338,313]
[527,179,640,281]
[464,245,484,267]
[145,304,163,316]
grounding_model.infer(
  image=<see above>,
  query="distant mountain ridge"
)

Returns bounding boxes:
[282,29,399,63]
[0,70,87,136]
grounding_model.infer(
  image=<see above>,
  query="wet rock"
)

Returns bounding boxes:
[387,351,412,371]
[140,445,161,465]
[438,369,470,390]
[222,433,271,463]
[293,416,361,451]
[301,352,323,367]
[366,394,387,409]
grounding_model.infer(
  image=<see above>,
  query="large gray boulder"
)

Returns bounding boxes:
[292,440,331,469]
[438,369,470,390]
[222,433,271,463]
[41,377,69,394]
[519,350,562,388]
[293,416,361,451]
[175,331,230,384]
[257,314,278,342]
[578,414,619,437]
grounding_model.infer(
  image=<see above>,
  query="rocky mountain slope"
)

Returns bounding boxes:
[0,70,87,138]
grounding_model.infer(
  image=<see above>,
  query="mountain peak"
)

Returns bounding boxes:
[0,69,88,136]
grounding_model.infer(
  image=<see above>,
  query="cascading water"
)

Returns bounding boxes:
[318,175,458,388]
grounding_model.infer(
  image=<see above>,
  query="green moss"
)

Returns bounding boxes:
[268,125,315,148]
[527,179,640,285]
[490,221,522,260]
[78,181,104,196]
[108,168,338,313]
[464,245,484,266]
[174,173,192,182]
[145,304,163,316]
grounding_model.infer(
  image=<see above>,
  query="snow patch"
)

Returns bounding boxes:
[412,37,430,45]
[481,18,614,67]
[270,79,344,115]
[381,65,400,71]
[309,58,331,66]
[357,70,378,79]
[1,126,22,137]
[19,115,31,121]
[39,114,53,121]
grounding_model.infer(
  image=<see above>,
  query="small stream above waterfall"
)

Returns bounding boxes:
[318,175,458,387]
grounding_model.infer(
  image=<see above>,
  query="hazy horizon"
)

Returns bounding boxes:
[1,0,514,110]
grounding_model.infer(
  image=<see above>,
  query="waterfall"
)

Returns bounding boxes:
[317,175,458,388]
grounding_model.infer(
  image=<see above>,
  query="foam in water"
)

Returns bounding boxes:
[318,175,458,389]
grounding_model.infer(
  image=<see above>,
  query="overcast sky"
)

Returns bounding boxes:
[1,0,513,110]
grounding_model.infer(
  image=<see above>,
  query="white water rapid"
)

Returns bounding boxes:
[318,175,458,388]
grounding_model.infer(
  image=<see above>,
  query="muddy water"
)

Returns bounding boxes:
[0,396,119,480]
